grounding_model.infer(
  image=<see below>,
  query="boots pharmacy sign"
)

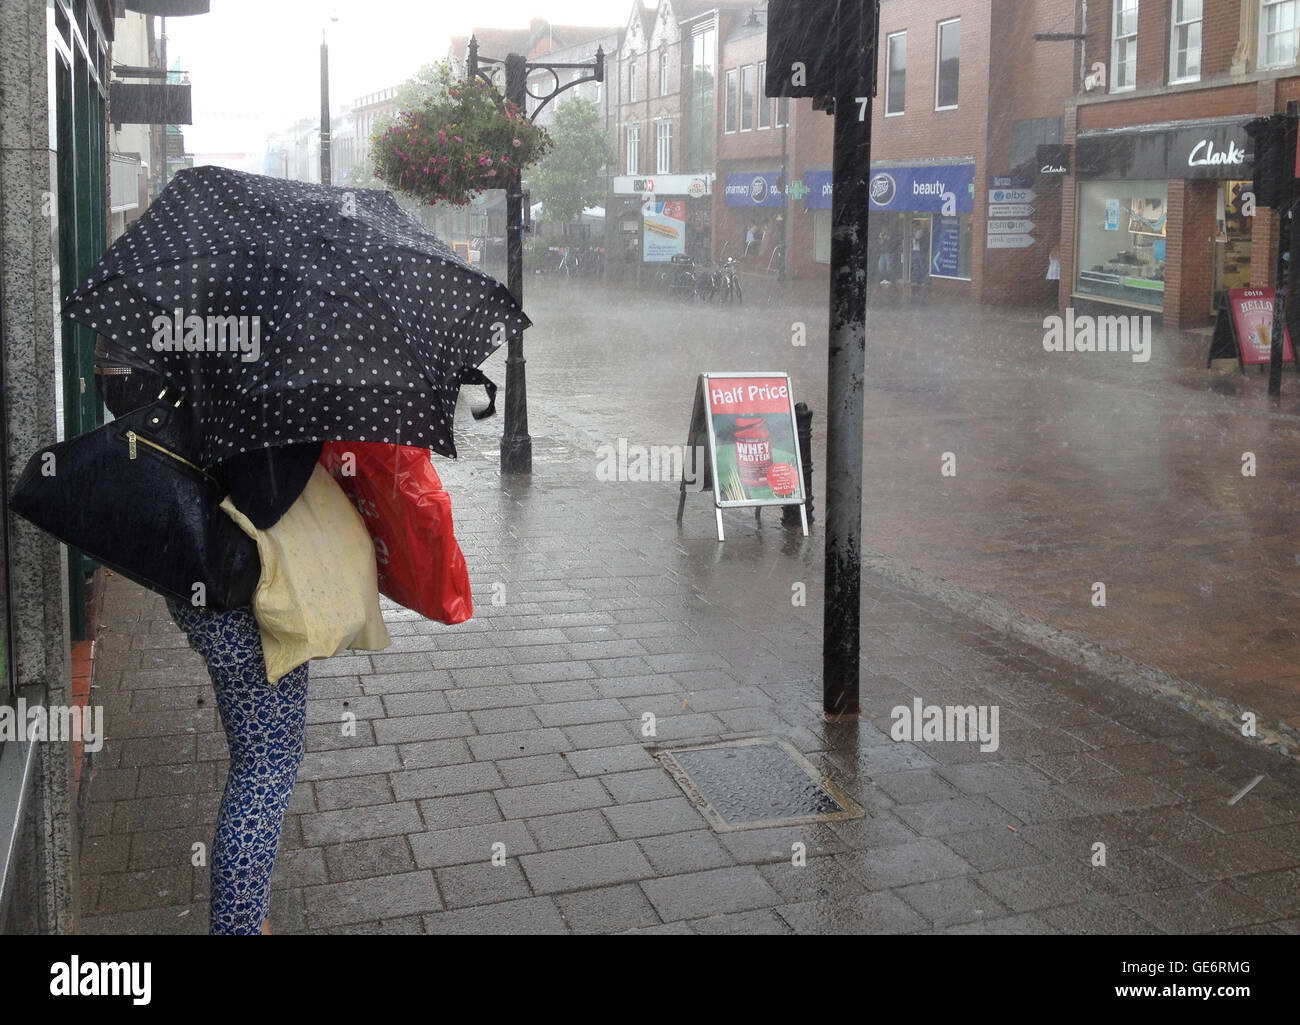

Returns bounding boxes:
[679,373,808,541]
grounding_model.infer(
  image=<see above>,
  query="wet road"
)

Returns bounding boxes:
[477,276,1300,735]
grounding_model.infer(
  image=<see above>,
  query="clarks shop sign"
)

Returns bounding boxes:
[1076,117,1253,181]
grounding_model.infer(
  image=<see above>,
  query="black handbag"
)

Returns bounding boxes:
[9,390,260,611]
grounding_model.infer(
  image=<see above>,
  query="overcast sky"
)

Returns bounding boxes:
[165,0,630,165]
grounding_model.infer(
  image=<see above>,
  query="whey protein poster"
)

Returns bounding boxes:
[703,374,805,506]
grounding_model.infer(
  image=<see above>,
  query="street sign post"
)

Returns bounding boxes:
[987,203,1035,218]
[989,188,1037,204]
[768,0,880,720]
[986,234,1035,248]
[987,219,1035,234]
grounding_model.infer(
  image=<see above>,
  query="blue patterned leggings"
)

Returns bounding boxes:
[165,598,309,935]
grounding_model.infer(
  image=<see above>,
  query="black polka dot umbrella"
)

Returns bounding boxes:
[64,165,529,466]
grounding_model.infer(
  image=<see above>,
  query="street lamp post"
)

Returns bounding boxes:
[320,13,339,186]
[320,29,331,185]
[467,36,605,475]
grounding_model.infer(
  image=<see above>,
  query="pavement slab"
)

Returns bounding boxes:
[74,286,1300,934]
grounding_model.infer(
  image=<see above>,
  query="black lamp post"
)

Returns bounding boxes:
[467,36,605,475]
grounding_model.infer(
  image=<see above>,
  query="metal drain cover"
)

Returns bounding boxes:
[653,737,865,832]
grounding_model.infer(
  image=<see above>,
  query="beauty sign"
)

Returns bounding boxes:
[678,372,808,541]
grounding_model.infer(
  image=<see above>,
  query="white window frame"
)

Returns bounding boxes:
[885,30,906,116]
[1259,0,1300,69]
[626,124,640,175]
[656,120,672,174]
[740,64,756,131]
[659,49,669,95]
[724,68,738,133]
[1170,0,1202,83]
[1111,0,1138,92]
[775,95,788,128]
[935,18,960,110]
[758,61,771,128]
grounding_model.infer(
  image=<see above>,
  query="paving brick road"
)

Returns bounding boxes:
[507,281,1300,740]
[76,316,1300,931]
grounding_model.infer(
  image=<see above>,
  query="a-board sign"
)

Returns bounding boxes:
[1207,287,1297,370]
[678,372,808,542]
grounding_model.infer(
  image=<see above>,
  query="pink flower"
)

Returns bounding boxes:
[512,138,521,147]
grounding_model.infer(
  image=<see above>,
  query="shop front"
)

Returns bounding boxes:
[803,160,976,287]
[720,171,789,268]
[611,173,714,268]
[1072,117,1254,324]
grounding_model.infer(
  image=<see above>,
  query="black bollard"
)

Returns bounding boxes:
[783,402,815,527]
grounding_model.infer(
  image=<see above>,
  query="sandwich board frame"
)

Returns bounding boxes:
[677,372,809,542]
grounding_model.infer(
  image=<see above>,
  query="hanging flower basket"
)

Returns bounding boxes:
[373,73,551,207]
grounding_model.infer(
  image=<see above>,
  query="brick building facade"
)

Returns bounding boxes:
[1061,0,1300,328]
[712,0,1075,302]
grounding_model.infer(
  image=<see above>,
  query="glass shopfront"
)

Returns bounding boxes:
[1075,180,1167,309]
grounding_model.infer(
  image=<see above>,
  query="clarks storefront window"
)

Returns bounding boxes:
[1075,181,1167,309]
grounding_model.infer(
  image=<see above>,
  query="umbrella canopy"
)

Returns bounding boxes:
[65,165,529,465]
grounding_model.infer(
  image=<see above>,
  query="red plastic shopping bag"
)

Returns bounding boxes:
[319,441,473,624]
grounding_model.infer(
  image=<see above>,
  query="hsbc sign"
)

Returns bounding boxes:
[613,174,713,196]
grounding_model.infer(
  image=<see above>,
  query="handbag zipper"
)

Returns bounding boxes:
[125,430,218,485]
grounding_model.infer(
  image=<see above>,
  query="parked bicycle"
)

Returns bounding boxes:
[713,257,742,304]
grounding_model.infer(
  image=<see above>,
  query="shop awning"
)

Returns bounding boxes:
[123,0,210,15]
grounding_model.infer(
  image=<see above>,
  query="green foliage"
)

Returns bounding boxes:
[530,97,614,224]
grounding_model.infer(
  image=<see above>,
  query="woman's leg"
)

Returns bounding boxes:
[166,598,309,935]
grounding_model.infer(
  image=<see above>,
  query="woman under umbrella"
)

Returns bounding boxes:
[67,166,528,935]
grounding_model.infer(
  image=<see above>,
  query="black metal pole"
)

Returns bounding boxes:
[500,53,532,474]
[823,53,874,720]
[320,35,332,186]
[1270,99,1298,397]
[783,402,814,527]
[779,117,788,281]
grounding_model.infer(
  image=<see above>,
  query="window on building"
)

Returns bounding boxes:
[886,31,906,115]
[724,68,738,132]
[656,120,673,173]
[741,65,756,130]
[629,60,638,102]
[1010,115,1064,169]
[1112,0,1138,89]
[687,27,716,171]
[626,124,640,175]
[775,95,788,127]
[935,19,959,109]
[758,61,771,128]
[1075,181,1167,310]
[1260,0,1300,68]
[1170,0,1202,81]
[659,49,669,95]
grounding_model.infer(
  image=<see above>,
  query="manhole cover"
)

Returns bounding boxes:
[653,737,865,832]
